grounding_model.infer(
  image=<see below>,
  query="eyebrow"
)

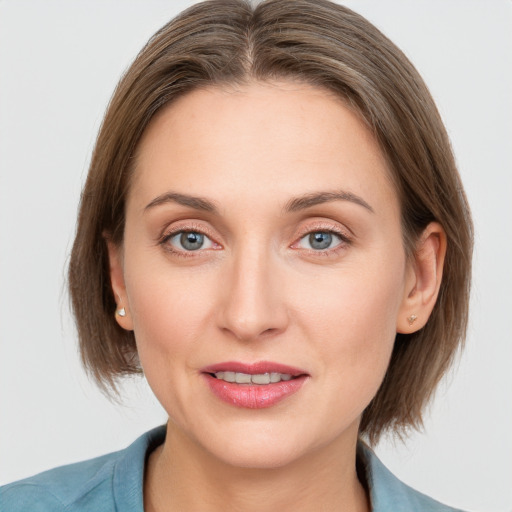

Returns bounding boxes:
[284,190,374,213]
[144,189,374,215]
[144,192,218,213]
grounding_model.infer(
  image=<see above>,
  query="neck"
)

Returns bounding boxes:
[145,422,370,512]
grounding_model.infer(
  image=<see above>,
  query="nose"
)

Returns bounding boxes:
[216,245,289,342]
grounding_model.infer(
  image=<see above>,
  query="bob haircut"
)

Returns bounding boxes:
[69,0,473,443]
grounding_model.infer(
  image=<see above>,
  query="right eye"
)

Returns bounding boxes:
[166,231,215,252]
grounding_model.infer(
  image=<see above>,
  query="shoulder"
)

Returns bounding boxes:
[0,425,166,512]
[358,442,466,512]
[0,451,117,512]
[1,449,123,512]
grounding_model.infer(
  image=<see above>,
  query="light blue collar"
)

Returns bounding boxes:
[112,426,463,512]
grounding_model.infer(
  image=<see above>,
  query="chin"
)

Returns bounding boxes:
[210,437,307,470]
[189,416,355,471]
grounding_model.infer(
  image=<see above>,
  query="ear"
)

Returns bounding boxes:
[396,222,447,334]
[106,238,134,331]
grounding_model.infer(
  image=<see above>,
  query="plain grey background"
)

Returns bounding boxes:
[0,1,511,511]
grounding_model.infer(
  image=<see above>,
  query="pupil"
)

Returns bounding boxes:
[181,232,204,250]
[309,232,332,250]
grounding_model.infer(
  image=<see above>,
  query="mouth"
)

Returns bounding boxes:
[201,361,309,409]
[210,371,295,385]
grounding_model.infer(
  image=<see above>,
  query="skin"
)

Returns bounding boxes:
[108,81,446,512]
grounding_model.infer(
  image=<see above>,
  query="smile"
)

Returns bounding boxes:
[202,361,308,409]
[212,371,293,384]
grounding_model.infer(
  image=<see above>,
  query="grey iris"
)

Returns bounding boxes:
[309,232,332,250]
[180,232,204,250]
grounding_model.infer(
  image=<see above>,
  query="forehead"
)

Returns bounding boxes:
[130,81,397,215]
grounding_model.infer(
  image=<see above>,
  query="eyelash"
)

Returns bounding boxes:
[158,223,221,258]
[293,224,352,256]
[158,222,352,258]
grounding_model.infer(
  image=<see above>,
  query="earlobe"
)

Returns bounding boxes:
[397,222,447,334]
[106,239,134,331]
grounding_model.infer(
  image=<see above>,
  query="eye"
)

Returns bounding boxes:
[297,231,344,251]
[167,231,214,251]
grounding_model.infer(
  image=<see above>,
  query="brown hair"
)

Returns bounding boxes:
[68,0,473,442]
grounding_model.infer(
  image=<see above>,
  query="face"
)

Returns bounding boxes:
[110,81,415,468]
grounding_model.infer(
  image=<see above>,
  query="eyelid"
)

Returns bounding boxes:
[157,221,222,252]
[296,231,343,250]
[168,231,215,251]
[156,219,351,255]
[293,220,352,243]
[290,220,353,255]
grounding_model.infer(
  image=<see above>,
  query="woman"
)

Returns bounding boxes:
[0,0,475,510]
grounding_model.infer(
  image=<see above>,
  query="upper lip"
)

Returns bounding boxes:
[201,361,308,376]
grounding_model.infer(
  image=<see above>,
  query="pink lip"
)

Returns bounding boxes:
[201,361,309,409]
[202,361,306,376]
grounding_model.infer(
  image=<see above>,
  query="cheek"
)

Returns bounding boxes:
[297,251,405,336]
[294,253,406,400]
[123,263,218,422]
[123,254,214,367]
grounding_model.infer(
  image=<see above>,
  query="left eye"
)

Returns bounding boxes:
[167,231,214,251]
[297,231,343,251]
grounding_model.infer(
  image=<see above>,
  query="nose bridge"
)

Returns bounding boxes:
[218,239,287,341]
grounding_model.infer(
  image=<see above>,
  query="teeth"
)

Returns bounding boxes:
[235,373,252,384]
[270,372,281,383]
[251,373,271,384]
[223,371,235,382]
[214,371,294,384]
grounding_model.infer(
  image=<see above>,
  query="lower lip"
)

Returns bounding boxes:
[204,374,307,409]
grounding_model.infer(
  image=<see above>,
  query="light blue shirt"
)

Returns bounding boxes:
[0,426,464,511]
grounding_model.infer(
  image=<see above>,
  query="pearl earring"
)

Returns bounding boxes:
[117,307,126,317]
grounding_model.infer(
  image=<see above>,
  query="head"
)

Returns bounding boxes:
[69,0,472,446]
